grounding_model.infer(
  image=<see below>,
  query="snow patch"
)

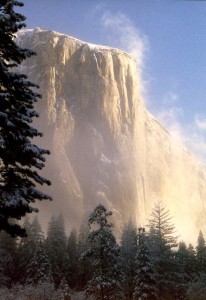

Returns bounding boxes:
[87,42,112,51]
[17,28,35,36]
[17,28,128,55]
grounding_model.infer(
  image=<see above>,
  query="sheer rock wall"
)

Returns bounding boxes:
[17,28,206,241]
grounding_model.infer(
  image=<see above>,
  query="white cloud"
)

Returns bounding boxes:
[101,12,149,70]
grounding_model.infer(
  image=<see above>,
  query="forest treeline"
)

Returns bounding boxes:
[0,202,206,300]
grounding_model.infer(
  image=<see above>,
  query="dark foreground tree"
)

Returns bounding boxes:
[196,230,206,273]
[148,201,180,299]
[45,215,70,287]
[187,273,206,300]
[133,228,157,300]
[120,220,137,299]
[17,217,46,284]
[0,230,18,287]
[186,244,197,278]
[82,204,125,300]
[0,1,51,236]
[67,229,78,288]
[77,220,92,289]
[26,240,52,285]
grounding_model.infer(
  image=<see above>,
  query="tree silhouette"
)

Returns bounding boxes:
[0,0,51,237]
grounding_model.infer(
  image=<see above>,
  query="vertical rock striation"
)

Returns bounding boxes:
[17,28,206,242]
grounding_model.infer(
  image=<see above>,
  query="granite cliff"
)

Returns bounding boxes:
[16,28,206,241]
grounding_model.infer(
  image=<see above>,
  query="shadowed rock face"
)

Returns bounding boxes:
[17,28,206,242]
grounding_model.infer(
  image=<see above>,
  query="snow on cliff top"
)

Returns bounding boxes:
[17,28,136,60]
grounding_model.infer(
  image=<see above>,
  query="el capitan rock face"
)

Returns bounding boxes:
[17,28,206,241]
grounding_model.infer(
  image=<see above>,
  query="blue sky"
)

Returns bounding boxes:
[20,0,206,162]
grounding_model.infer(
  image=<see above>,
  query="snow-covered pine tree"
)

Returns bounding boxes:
[187,272,206,300]
[0,0,51,237]
[45,214,70,287]
[176,241,189,279]
[17,216,45,284]
[26,240,52,285]
[15,217,30,283]
[77,220,92,290]
[148,201,178,250]
[82,204,125,300]
[196,230,206,273]
[186,243,197,278]
[133,227,158,300]
[67,228,78,288]
[120,220,137,299]
[175,241,190,298]
[0,229,18,287]
[176,241,188,271]
[148,201,179,299]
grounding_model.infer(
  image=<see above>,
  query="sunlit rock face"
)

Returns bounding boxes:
[17,28,206,242]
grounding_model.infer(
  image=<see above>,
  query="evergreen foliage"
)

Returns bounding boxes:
[174,241,191,299]
[196,230,206,273]
[16,218,31,283]
[186,243,197,278]
[120,220,137,299]
[67,228,78,288]
[133,228,158,300]
[78,220,92,289]
[26,240,52,285]
[148,201,180,299]
[0,0,51,237]
[82,204,125,300]
[187,273,206,300]
[0,230,17,288]
[176,241,189,282]
[148,200,178,249]
[17,216,44,283]
[0,202,205,299]
[176,241,188,268]
[46,214,70,287]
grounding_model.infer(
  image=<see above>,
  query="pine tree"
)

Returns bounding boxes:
[67,228,78,288]
[45,214,70,287]
[148,201,178,249]
[133,228,157,300]
[26,240,52,285]
[175,241,190,299]
[0,230,18,287]
[187,272,206,300]
[15,217,30,283]
[82,204,125,300]
[186,243,197,278]
[196,230,206,273]
[77,220,92,289]
[0,0,51,237]
[148,201,179,299]
[120,220,137,299]
[17,216,44,283]
[176,241,188,273]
